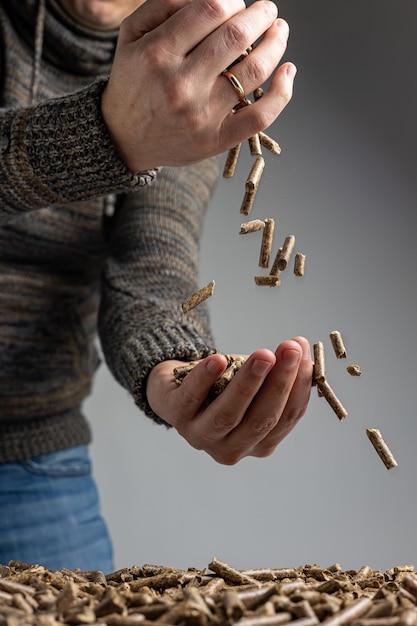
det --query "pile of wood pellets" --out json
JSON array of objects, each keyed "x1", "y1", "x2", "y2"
[{"x1": 1, "y1": 558, "x2": 417, "y2": 626}]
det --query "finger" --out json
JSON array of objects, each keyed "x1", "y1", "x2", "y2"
[
  {"x1": 187, "y1": 349, "x2": 276, "y2": 453},
  {"x1": 221, "y1": 340, "x2": 303, "y2": 456},
  {"x1": 192, "y1": 1, "x2": 279, "y2": 78},
  {"x1": 145, "y1": 0, "x2": 247, "y2": 59},
  {"x1": 221, "y1": 18, "x2": 291, "y2": 102},
  {"x1": 220, "y1": 60, "x2": 296, "y2": 149},
  {"x1": 251, "y1": 337, "x2": 313, "y2": 456},
  {"x1": 172, "y1": 354, "x2": 228, "y2": 427}
]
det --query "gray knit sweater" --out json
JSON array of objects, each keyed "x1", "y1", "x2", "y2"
[{"x1": 0, "y1": 0, "x2": 220, "y2": 462}]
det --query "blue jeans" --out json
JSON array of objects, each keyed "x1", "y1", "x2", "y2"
[{"x1": 0, "y1": 445, "x2": 113, "y2": 573}]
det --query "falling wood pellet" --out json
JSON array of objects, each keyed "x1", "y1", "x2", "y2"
[
  {"x1": 313, "y1": 341, "x2": 326, "y2": 385},
  {"x1": 255, "y1": 275, "x2": 281, "y2": 287},
  {"x1": 239, "y1": 219, "x2": 265, "y2": 235},
  {"x1": 241, "y1": 189, "x2": 257, "y2": 216},
  {"x1": 270, "y1": 235, "x2": 296, "y2": 275},
  {"x1": 245, "y1": 156, "x2": 265, "y2": 193},
  {"x1": 347, "y1": 364, "x2": 362, "y2": 376},
  {"x1": 317, "y1": 379, "x2": 348, "y2": 421},
  {"x1": 182, "y1": 280, "x2": 215, "y2": 313},
  {"x1": 223, "y1": 144, "x2": 242, "y2": 178},
  {"x1": 248, "y1": 133, "x2": 262, "y2": 156},
  {"x1": 330, "y1": 330, "x2": 347, "y2": 359},
  {"x1": 294, "y1": 252, "x2": 306, "y2": 277},
  {"x1": 259, "y1": 131, "x2": 282, "y2": 155},
  {"x1": 259, "y1": 218, "x2": 275, "y2": 268},
  {"x1": 366, "y1": 428, "x2": 398, "y2": 470}
]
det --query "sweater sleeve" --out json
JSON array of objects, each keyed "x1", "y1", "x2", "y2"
[
  {"x1": 98, "y1": 157, "x2": 221, "y2": 424},
  {"x1": 0, "y1": 79, "x2": 158, "y2": 225}
]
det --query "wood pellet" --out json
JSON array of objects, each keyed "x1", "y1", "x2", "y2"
[
  {"x1": 329, "y1": 331, "x2": 347, "y2": 359},
  {"x1": 240, "y1": 156, "x2": 265, "y2": 216},
  {"x1": 239, "y1": 219, "x2": 265, "y2": 235},
  {"x1": 270, "y1": 235, "x2": 296, "y2": 275},
  {"x1": 174, "y1": 354, "x2": 245, "y2": 403},
  {"x1": 294, "y1": 253, "x2": 306, "y2": 277},
  {"x1": 182, "y1": 280, "x2": 215, "y2": 313},
  {"x1": 366, "y1": 428, "x2": 398, "y2": 470},
  {"x1": 312, "y1": 341, "x2": 348, "y2": 421},
  {"x1": 1, "y1": 559, "x2": 416, "y2": 626},
  {"x1": 259, "y1": 218, "x2": 275, "y2": 268},
  {"x1": 223, "y1": 144, "x2": 242, "y2": 178}
]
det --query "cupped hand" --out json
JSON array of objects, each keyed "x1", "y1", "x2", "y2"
[
  {"x1": 146, "y1": 337, "x2": 313, "y2": 465},
  {"x1": 101, "y1": 0, "x2": 296, "y2": 172}
]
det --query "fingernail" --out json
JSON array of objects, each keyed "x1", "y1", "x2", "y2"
[
  {"x1": 282, "y1": 349, "x2": 300, "y2": 368},
  {"x1": 277, "y1": 18, "x2": 289, "y2": 37},
  {"x1": 252, "y1": 359, "x2": 272, "y2": 377},
  {"x1": 286, "y1": 63, "x2": 297, "y2": 79}
]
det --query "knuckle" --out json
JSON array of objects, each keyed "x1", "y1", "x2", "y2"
[
  {"x1": 202, "y1": 0, "x2": 229, "y2": 22},
  {"x1": 225, "y1": 21, "x2": 252, "y2": 52},
  {"x1": 211, "y1": 409, "x2": 239, "y2": 434},
  {"x1": 250, "y1": 415, "x2": 277, "y2": 435},
  {"x1": 289, "y1": 403, "x2": 309, "y2": 424},
  {"x1": 247, "y1": 55, "x2": 269, "y2": 85}
]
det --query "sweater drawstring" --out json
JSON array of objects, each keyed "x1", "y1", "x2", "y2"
[{"x1": 30, "y1": 0, "x2": 46, "y2": 104}]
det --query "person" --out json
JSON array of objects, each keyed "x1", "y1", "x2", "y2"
[{"x1": 0, "y1": 0, "x2": 313, "y2": 573}]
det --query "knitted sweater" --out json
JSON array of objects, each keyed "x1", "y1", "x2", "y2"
[{"x1": 0, "y1": 0, "x2": 220, "y2": 462}]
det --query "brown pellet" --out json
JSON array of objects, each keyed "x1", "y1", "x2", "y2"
[
  {"x1": 313, "y1": 341, "x2": 326, "y2": 385},
  {"x1": 259, "y1": 131, "x2": 282, "y2": 155},
  {"x1": 402, "y1": 574, "x2": 417, "y2": 600},
  {"x1": 270, "y1": 235, "x2": 295, "y2": 275},
  {"x1": 239, "y1": 219, "x2": 266, "y2": 235},
  {"x1": 245, "y1": 156, "x2": 265, "y2": 192},
  {"x1": 248, "y1": 133, "x2": 262, "y2": 156},
  {"x1": 366, "y1": 428, "x2": 398, "y2": 470},
  {"x1": 223, "y1": 144, "x2": 242, "y2": 178},
  {"x1": 317, "y1": 379, "x2": 348, "y2": 421},
  {"x1": 241, "y1": 188, "x2": 257, "y2": 216},
  {"x1": 254, "y1": 275, "x2": 281, "y2": 287},
  {"x1": 182, "y1": 280, "x2": 215, "y2": 313},
  {"x1": 208, "y1": 557, "x2": 261, "y2": 587},
  {"x1": 253, "y1": 87, "x2": 264, "y2": 100},
  {"x1": 294, "y1": 252, "x2": 306, "y2": 277},
  {"x1": 259, "y1": 218, "x2": 275, "y2": 268},
  {"x1": 320, "y1": 597, "x2": 373, "y2": 626},
  {"x1": 330, "y1": 330, "x2": 347, "y2": 359}
]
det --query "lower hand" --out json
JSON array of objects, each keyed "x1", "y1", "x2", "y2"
[
  {"x1": 146, "y1": 337, "x2": 313, "y2": 465},
  {"x1": 101, "y1": 0, "x2": 296, "y2": 171}
]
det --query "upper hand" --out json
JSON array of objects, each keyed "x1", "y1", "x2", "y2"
[
  {"x1": 101, "y1": 0, "x2": 296, "y2": 171},
  {"x1": 146, "y1": 337, "x2": 313, "y2": 465}
]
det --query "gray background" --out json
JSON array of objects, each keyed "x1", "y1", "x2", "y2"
[{"x1": 85, "y1": 0, "x2": 417, "y2": 573}]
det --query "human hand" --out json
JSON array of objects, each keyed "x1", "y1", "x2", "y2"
[
  {"x1": 146, "y1": 337, "x2": 313, "y2": 465},
  {"x1": 101, "y1": 0, "x2": 296, "y2": 172}
]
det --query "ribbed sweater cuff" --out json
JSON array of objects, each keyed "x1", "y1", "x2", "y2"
[
  {"x1": 8, "y1": 79, "x2": 158, "y2": 208},
  {"x1": 119, "y1": 323, "x2": 217, "y2": 425}
]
